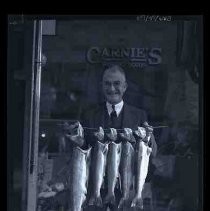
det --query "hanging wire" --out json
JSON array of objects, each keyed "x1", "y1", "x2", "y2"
[
  {"x1": 82, "y1": 126, "x2": 168, "y2": 131},
  {"x1": 54, "y1": 119, "x2": 168, "y2": 132}
]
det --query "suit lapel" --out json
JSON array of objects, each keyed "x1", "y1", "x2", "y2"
[{"x1": 122, "y1": 103, "x2": 132, "y2": 128}]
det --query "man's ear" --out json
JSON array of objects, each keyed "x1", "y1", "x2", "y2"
[{"x1": 124, "y1": 81, "x2": 128, "y2": 90}]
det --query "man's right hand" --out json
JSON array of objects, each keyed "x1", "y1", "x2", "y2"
[{"x1": 65, "y1": 122, "x2": 85, "y2": 147}]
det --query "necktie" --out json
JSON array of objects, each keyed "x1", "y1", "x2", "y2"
[{"x1": 110, "y1": 104, "x2": 117, "y2": 120}]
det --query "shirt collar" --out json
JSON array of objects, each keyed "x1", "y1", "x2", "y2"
[{"x1": 106, "y1": 100, "x2": 124, "y2": 117}]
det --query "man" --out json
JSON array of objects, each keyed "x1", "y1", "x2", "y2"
[
  {"x1": 79, "y1": 65, "x2": 157, "y2": 155},
  {"x1": 64, "y1": 65, "x2": 157, "y2": 211}
]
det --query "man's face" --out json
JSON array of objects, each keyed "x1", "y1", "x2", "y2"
[{"x1": 102, "y1": 70, "x2": 127, "y2": 104}]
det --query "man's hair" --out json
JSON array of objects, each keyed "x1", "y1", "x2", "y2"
[{"x1": 102, "y1": 65, "x2": 126, "y2": 81}]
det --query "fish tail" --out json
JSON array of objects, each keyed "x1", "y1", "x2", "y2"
[
  {"x1": 104, "y1": 194, "x2": 116, "y2": 205},
  {"x1": 131, "y1": 196, "x2": 143, "y2": 209},
  {"x1": 88, "y1": 195, "x2": 103, "y2": 207},
  {"x1": 118, "y1": 197, "x2": 129, "y2": 209}
]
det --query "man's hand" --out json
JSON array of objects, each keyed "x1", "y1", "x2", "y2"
[{"x1": 65, "y1": 122, "x2": 85, "y2": 147}]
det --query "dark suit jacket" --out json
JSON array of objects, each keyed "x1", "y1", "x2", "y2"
[{"x1": 81, "y1": 102, "x2": 157, "y2": 156}]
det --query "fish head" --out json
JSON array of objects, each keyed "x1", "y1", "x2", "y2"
[
  {"x1": 64, "y1": 121, "x2": 80, "y2": 133},
  {"x1": 93, "y1": 126, "x2": 104, "y2": 141},
  {"x1": 143, "y1": 121, "x2": 153, "y2": 133},
  {"x1": 143, "y1": 122, "x2": 154, "y2": 143},
  {"x1": 106, "y1": 128, "x2": 118, "y2": 142},
  {"x1": 134, "y1": 127, "x2": 146, "y2": 140},
  {"x1": 65, "y1": 122, "x2": 84, "y2": 146},
  {"x1": 119, "y1": 128, "x2": 136, "y2": 143}
]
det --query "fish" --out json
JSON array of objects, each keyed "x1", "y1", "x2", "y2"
[
  {"x1": 131, "y1": 126, "x2": 153, "y2": 209},
  {"x1": 68, "y1": 146, "x2": 91, "y2": 211},
  {"x1": 104, "y1": 128, "x2": 122, "y2": 206},
  {"x1": 67, "y1": 122, "x2": 92, "y2": 211},
  {"x1": 118, "y1": 128, "x2": 135, "y2": 209},
  {"x1": 88, "y1": 127, "x2": 108, "y2": 207}
]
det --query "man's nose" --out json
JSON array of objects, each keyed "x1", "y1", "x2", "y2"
[{"x1": 110, "y1": 84, "x2": 116, "y2": 91}]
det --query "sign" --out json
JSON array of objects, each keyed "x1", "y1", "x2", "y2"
[{"x1": 87, "y1": 47, "x2": 162, "y2": 68}]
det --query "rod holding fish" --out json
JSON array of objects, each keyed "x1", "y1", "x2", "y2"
[
  {"x1": 62, "y1": 121, "x2": 158, "y2": 149},
  {"x1": 58, "y1": 121, "x2": 168, "y2": 131}
]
